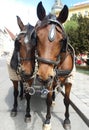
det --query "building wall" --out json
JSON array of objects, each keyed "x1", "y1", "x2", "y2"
[
  {"x1": 68, "y1": 3, "x2": 89, "y2": 20},
  {"x1": 0, "y1": 29, "x2": 14, "y2": 57},
  {"x1": 51, "y1": 1, "x2": 89, "y2": 20}
]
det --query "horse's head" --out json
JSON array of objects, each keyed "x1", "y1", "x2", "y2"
[
  {"x1": 35, "y1": 2, "x2": 69, "y2": 84},
  {"x1": 10, "y1": 16, "x2": 36, "y2": 81}
]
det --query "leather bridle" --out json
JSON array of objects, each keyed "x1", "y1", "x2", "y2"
[
  {"x1": 16, "y1": 28, "x2": 35, "y2": 81},
  {"x1": 35, "y1": 16, "x2": 67, "y2": 66}
]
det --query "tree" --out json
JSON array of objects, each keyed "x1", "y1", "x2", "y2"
[
  {"x1": 64, "y1": 14, "x2": 89, "y2": 54},
  {"x1": 77, "y1": 15, "x2": 89, "y2": 53},
  {"x1": 64, "y1": 17, "x2": 79, "y2": 54}
]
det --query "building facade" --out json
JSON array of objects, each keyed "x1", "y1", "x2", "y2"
[
  {"x1": 69, "y1": 1, "x2": 89, "y2": 20},
  {"x1": 51, "y1": 0, "x2": 89, "y2": 19},
  {"x1": 0, "y1": 27, "x2": 15, "y2": 56}
]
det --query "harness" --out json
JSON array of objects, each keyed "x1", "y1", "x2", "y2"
[
  {"x1": 21, "y1": 15, "x2": 74, "y2": 96},
  {"x1": 35, "y1": 15, "x2": 73, "y2": 78},
  {"x1": 14, "y1": 16, "x2": 74, "y2": 96},
  {"x1": 15, "y1": 26, "x2": 35, "y2": 81}
]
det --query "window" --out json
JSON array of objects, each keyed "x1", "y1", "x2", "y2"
[
  {"x1": 78, "y1": 12, "x2": 81, "y2": 16},
  {"x1": 84, "y1": 11, "x2": 89, "y2": 16}
]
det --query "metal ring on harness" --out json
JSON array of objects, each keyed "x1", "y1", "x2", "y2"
[
  {"x1": 29, "y1": 87, "x2": 35, "y2": 95},
  {"x1": 41, "y1": 89, "x2": 49, "y2": 95}
]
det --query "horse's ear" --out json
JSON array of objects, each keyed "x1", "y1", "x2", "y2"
[
  {"x1": 16, "y1": 16, "x2": 25, "y2": 30},
  {"x1": 37, "y1": 1, "x2": 46, "y2": 21},
  {"x1": 57, "y1": 5, "x2": 68, "y2": 23}
]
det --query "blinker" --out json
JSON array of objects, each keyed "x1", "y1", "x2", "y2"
[{"x1": 48, "y1": 24, "x2": 56, "y2": 42}]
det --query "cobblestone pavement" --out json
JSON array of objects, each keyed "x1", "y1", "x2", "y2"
[
  {"x1": 0, "y1": 58, "x2": 89, "y2": 130},
  {"x1": 70, "y1": 71, "x2": 89, "y2": 122},
  {"x1": 71, "y1": 72, "x2": 89, "y2": 107}
]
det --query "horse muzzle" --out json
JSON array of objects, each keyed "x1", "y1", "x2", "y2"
[
  {"x1": 21, "y1": 72, "x2": 33, "y2": 81},
  {"x1": 36, "y1": 74, "x2": 54, "y2": 86},
  {"x1": 17, "y1": 65, "x2": 33, "y2": 81}
]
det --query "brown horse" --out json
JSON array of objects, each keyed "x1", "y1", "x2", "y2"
[
  {"x1": 8, "y1": 16, "x2": 36, "y2": 122},
  {"x1": 35, "y1": 2, "x2": 75, "y2": 130}
]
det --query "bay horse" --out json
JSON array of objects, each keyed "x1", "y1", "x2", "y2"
[
  {"x1": 8, "y1": 16, "x2": 36, "y2": 122},
  {"x1": 35, "y1": 2, "x2": 75, "y2": 130}
]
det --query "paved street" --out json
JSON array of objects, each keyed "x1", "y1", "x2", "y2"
[
  {"x1": 70, "y1": 69, "x2": 89, "y2": 125},
  {"x1": 0, "y1": 58, "x2": 89, "y2": 130}
]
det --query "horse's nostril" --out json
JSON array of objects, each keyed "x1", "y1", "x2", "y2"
[
  {"x1": 36, "y1": 74, "x2": 53, "y2": 84},
  {"x1": 49, "y1": 76, "x2": 53, "y2": 80},
  {"x1": 36, "y1": 74, "x2": 42, "y2": 82},
  {"x1": 36, "y1": 74, "x2": 39, "y2": 78},
  {"x1": 21, "y1": 70, "x2": 28, "y2": 76},
  {"x1": 47, "y1": 76, "x2": 53, "y2": 82},
  {"x1": 21, "y1": 70, "x2": 25, "y2": 74},
  {"x1": 36, "y1": 74, "x2": 39, "y2": 77}
]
